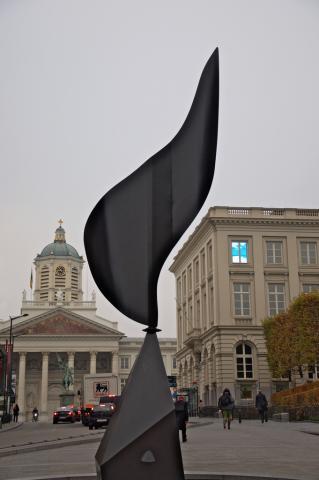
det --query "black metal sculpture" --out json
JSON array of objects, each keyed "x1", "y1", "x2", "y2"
[{"x1": 84, "y1": 48, "x2": 219, "y2": 480}]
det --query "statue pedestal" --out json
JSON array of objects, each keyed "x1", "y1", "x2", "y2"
[{"x1": 59, "y1": 392, "x2": 75, "y2": 407}]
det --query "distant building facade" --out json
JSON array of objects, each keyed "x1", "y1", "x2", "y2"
[
  {"x1": 0, "y1": 224, "x2": 177, "y2": 421},
  {"x1": 169, "y1": 207, "x2": 319, "y2": 407}
]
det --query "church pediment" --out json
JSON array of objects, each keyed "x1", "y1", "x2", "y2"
[{"x1": 14, "y1": 310, "x2": 122, "y2": 337}]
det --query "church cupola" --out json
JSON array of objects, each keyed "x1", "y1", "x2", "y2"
[
  {"x1": 33, "y1": 221, "x2": 84, "y2": 304},
  {"x1": 54, "y1": 220, "x2": 66, "y2": 243}
]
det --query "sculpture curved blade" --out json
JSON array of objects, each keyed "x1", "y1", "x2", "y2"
[{"x1": 84, "y1": 49, "x2": 219, "y2": 327}]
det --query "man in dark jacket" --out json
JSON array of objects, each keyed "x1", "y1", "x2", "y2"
[
  {"x1": 174, "y1": 395, "x2": 189, "y2": 442},
  {"x1": 255, "y1": 390, "x2": 268, "y2": 423}
]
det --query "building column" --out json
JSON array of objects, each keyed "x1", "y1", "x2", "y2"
[
  {"x1": 17, "y1": 352, "x2": 26, "y2": 422},
  {"x1": 40, "y1": 352, "x2": 49, "y2": 422},
  {"x1": 68, "y1": 352, "x2": 75, "y2": 392},
  {"x1": 90, "y1": 351, "x2": 97, "y2": 375},
  {"x1": 111, "y1": 352, "x2": 119, "y2": 375},
  {"x1": 111, "y1": 352, "x2": 119, "y2": 394}
]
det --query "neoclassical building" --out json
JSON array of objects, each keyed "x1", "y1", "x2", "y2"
[
  {"x1": 170, "y1": 206, "x2": 319, "y2": 407},
  {"x1": 0, "y1": 224, "x2": 177, "y2": 421}
]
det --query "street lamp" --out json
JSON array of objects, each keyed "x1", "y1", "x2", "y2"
[{"x1": 3, "y1": 313, "x2": 28, "y2": 423}]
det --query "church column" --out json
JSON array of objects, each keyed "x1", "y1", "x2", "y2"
[
  {"x1": 111, "y1": 351, "x2": 119, "y2": 375},
  {"x1": 90, "y1": 351, "x2": 97, "y2": 375},
  {"x1": 68, "y1": 352, "x2": 75, "y2": 392},
  {"x1": 111, "y1": 351, "x2": 119, "y2": 394},
  {"x1": 40, "y1": 352, "x2": 49, "y2": 422},
  {"x1": 17, "y1": 352, "x2": 26, "y2": 421}
]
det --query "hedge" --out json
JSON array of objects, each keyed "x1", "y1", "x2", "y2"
[{"x1": 272, "y1": 381, "x2": 319, "y2": 407}]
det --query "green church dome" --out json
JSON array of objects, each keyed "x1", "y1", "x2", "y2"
[{"x1": 38, "y1": 223, "x2": 81, "y2": 259}]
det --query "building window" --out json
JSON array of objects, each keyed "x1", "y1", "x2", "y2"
[
  {"x1": 194, "y1": 259, "x2": 199, "y2": 285},
  {"x1": 266, "y1": 241, "x2": 283, "y2": 264},
  {"x1": 40, "y1": 266, "x2": 49, "y2": 289},
  {"x1": 308, "y1": 363, "x2": 319, "y2": 380},
  {"x1": 177, "y1": 278, "x2": 181, "y2": 304},
  {"x1": 71, "y1": 267, "x2": 78, "y2": 288},
  {"x1": 172, "y1": 356, "x2": 177, "y2": 369},
  {"x1": 187, "y1": 266, "x2": 192, "y2": 293},
  {"x1": 200, "y1": 250, "x2": 206, "y2": 280},
  {"x1": 187, "y1": 303, "x2": 193, "y2": 333},
  {"x1": 239, "y1": 383, "x2": 253, "y2": 400},
  {"x1": 202, "y1": 291, "x2": 207, "y2": 328},
  {"x1": 120, "y1": 356, "x2": 130, "y2": 370},
  {"x1": 231, "y1": 241, "x2": 248, "y2": 264},
  {"x1": 209, "y1": 285, "x2": 214, "y2": 325},
  {"x1": 120, "y1": 378, "x2": 128, "y2": 393},
  {"x1": 207, "y1": 241, "x2": 213, "y2": 272},
  {"x1": 303, "y1": 284, "x2": 319, "y2": 293},
  {"x1": 233, "y1": 283, "x2": 251, "y2": 316},
  {"x1": 236, "y1": 343, "x2": 253, "y2": 379},
  {"x1": 184, "y1": 309, "x2": 188, "y2": 335},
  {"x1": 182, "y1": 273, "x2": 186, "y2": 299},
  {"x1": 268, "y1": 283, "x2": 285, "y2": 316},
  {"x1": 195, "y1": 299, "x2": 200, "y2": 328},
  {"x1": 300, "y1": 242, "x2": 317, "y2": 265}
]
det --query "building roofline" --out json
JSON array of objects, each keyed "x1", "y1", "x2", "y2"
[{"x1": 170, "y1": 205, "x2": 319, "y2": 272}]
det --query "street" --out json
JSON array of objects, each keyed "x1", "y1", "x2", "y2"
[{"x1": 0, "y1": 419, "x2": 319, "y2": 480}]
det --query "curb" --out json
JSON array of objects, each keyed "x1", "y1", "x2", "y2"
[
  {"x1": 9, "y1": 472, "x2": 302, "y2": 480},
  {"x1": 0, "y1": 432, "x2": 103, "y2": 458},
  {"x1": 0, "y1": 422, "x2": 23, "y2": 434},
  {"x1": 0, "y1": 421, "x2": 214, "y2": 457}
]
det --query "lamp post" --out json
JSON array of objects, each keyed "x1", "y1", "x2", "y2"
[{"x1": 2, "y1": 313, "x2": 28, "y2": 424}]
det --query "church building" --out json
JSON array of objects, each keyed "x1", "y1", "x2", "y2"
[{"x1": 0, "y1": 223, "x2": 177, "y2": 421}]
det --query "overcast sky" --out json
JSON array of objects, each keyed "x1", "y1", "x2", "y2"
[{"x1": 1, "y1": 0, "x2": 318, "y2": 337}]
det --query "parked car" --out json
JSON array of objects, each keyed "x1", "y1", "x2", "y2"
[
  {"x1": 88, "y1": 403, "x2": 115, "y2": 430},
  {"x1": 53, "y1": 406, "x2": 76, "y2": 424}
]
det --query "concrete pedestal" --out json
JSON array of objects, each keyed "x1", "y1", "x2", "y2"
[{"x1": 59, "y1": 392, "x2": 75, "y2": 407}]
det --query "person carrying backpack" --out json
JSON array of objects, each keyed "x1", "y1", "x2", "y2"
[{"x1": 218, "y1": 388, "x2": 235, "y2": 430}]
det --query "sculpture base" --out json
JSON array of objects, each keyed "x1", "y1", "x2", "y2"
[{"x1": 95, "y1": 331, "x2": 184, "y2": 480}]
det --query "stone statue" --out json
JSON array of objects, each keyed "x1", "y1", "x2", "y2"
[
  {"x1": 91, "y1": 290, "x2": 96, "y2": 302},
  {"x1": 56, "y1": 290, "x2": 63, "y2": 302},
  {"x1": 22, "y1": 289, "x2": 27, "y2": 301},
  {"x1": 56, "y1": 354, "x2": 74, "y2": 391}
]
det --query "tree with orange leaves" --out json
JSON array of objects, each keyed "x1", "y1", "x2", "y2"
[{"x1": 263, "y1": 292, "x2": 319, "y2": 381}]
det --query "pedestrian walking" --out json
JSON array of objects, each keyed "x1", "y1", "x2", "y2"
[
  {"x1": 255, "y1": 390, "x2": 268, "y2": 423},
  {"x1": 174, "y1": 395, "x2": 189, "y2": 442},
  {"x1": 218, "y1": 388, "x2": 235, "y2": 430},
  {"x1": 13, "y1": 404, "x2": 19, "y2": 423}
]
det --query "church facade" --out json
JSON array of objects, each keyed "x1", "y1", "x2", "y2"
[{"x1": 0, "y1": 224, "x2": 177, "y2": 421}]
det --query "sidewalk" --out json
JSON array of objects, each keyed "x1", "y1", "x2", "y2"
[
  {"x1": 181, "y1": 419, "x2": 319, "y2": 480},
  {"x1": 0, "y1": 421, "x2": 23, "y2": 434}
]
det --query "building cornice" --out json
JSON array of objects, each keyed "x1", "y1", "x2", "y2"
[{"x1": 170, "y1": 206, "x2": 319, "y2": 272}]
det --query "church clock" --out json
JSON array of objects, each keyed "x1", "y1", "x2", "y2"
[{"x1": 56, "y1": 265, "x2": 66, "y2": 277}]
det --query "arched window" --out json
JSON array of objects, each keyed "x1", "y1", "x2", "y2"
[{"x1": 236, "y1": 342, "x2": 253, "y2": 379}]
